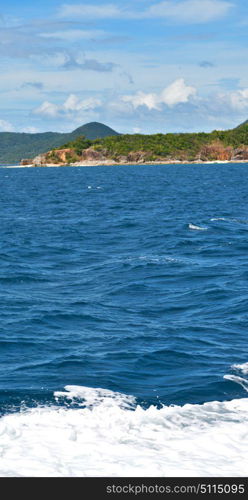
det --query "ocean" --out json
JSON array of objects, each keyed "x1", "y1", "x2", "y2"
[{"x1": 0, "y1": 163, "x2": 247, "y2": 477}]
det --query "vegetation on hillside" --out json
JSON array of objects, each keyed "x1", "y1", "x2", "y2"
[
  {"x1": 0, "y1": 122, "x2": 119, "y2": 164},
  {"x1": 2, "y1": 119, "x2": 248, "y2": 164},
  {"x1": 49, "y1": 123, "x2": 248, "y2": 163}
]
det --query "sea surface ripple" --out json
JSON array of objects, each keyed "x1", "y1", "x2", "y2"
[{"x1": 0, "y1": 163, "x2": 248, "y2": 476}]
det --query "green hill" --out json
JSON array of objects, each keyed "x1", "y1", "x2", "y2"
[
  {"x1": 0, "y1": 122, "x2": 119, "y2": 164},
  {"x1": 43, "y1": 122, "x2": 248, "y2": 164},
  {"x1": 70, "y1": 122, "x2": 119, "y2": 140}
]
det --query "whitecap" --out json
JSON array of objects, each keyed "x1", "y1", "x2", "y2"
[
  {"x1": 188, "y1": 223, "x2": 208, "y2": 231},
  {"x1": 231, "y1": 362, "x2": 248, "y2": 375},
  {"x1": 54, "y1": 385, "x2": 135, "y2": 409},
  {"x1": 210, "y1": 218, "x2": 226, "y2": 221},
  {"x1": 223, "y1": 375, "x2": 248, "y2": 392}
]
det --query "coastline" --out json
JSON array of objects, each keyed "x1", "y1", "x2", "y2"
[{"x1": 2, "y1": 159, "x2": 248, "y2": 168}]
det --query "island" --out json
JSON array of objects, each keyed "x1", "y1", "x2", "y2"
[{"x1": 22, "y1": 120, "x2": 248, "y2": 167}]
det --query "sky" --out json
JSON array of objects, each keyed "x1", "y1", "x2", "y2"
[{"x1": 1, "y1": 0, "x2": 248, "y2": 134}]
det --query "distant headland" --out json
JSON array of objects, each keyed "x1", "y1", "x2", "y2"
[{"x1": 21, "y1": 120, "x2": 248, "y2": 167}]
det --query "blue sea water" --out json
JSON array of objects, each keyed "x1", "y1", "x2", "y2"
[{"x1": 0, "y1": 163, "x2": 248, "y2": 476}]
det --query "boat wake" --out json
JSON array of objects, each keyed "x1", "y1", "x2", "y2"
[{"x1": 0, "y1": 380, "x2": 248, "y2": 477}]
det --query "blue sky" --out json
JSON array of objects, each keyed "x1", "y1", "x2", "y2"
[{"x1": 1, "y1": 0, "x2": 248, "y2": 133}]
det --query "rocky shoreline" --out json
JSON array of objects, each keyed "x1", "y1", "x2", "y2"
[
  {"x1": 7, "y1": 159, "x2": 248, "y2": 168},
  {"x1": 19, "y1": 140, "x2": 248, "y2": 168}
]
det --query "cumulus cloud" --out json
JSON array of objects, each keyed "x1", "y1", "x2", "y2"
[
  {"x1": 0, "y1": 119, "x2": 15, "y2": 132},
  {"x1": 196, "y1": 86, "x2": 248, "y2": 119},
  {"x1": 161, "y1": 79, "x2": 197, "y2": 106},
  {"x1": 122, "y1": 79, "x2": 196, "y2": 110},
  {"x1": 59, "y1": 1, "x2": 233, "y2": 24},
  {"x1": 123, "y1": 91, "x2": 160, "y2": 110},
  {"x1": 33, "y1": 94, "x2": 102, "y2": 118},
  {"x1": 228, "y1": 88, "x2": 248, "y2": 111}
]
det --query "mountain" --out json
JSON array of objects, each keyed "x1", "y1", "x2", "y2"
[
  {"x1": 0, "y1": 122, "x2": 119, "y2": 164},
  {"x1": 69, "y1": 122, "x2": 119, "y2": 140}
]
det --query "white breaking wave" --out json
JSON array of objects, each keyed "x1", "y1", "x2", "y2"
[
  {"x1": 224, "y1": 362, "x2": 248, "y2": 392},
  {"x1": 224, "y1": 375, "x2": 248, "y2": 392},
  {"x1": 210, "y1": 218, "x2": 226, "y2": 221},
  {"x1": 188, "y1": 223, "x2": 208, "y2": 231},
  {"x1": 210, "y1": 217, "x2": 248, "y2": 225},
  {"x1": 231, "y1": 362, "x2": 248, "y2": 375},
  {"x1": 0, "y1": 385, "x2": 248, "y2": 477}
]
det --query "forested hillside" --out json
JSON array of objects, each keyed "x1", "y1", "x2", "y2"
[{"x1": 0, "y1": 122, "x2": 119, "y2": 164}]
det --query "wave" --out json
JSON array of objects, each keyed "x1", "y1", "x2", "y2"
[
  {"x1": 0, "y1": 385, "x2": 248, "y2": 477},
  {"x1": 188, "y1": 223, "x2": 208, "y2": 231},
  {"x1": 231, "y1": 362, "x2": 248, "y2": 375},
  {"x1": 210, "y1": 218, "x2": 226, "y2": 221},
  {"x1": 224, "y1": 362, "x2": 248, "y2": 392},
  {"x1": 210, "y1": 217, "x2": 248, "y2": 225}
]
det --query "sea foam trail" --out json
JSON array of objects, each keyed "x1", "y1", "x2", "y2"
[{"x1": 0, "y1": 386, "x2": 248, "y2": 477}]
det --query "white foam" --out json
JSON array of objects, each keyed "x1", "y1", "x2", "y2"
[
  {"x1": 210, "y1": 217, "x2": 248, "y2": 225},
  {"x1": 0, "y1": 385, "x2": 248, "y2": 477},
  {"x1": 54, "y1": 385, "x2": 136, "y2": 409},
  {"x1": 189, "y1": 223, "x2": 207, "y2": 231},
  {"x1": 223, "y1": 361, "x2": 248, "y2": 394},
  {"x1": 224, "y1": 375, "x2": 248, "y2": 392},
  {"x1": 137, "y1": 255, "x2": 181, "y2": 264},
  {"x1": 232, "y1": 362, "x2": 248, "y2": 375},
  {"x1": 210, "y1": 218, "x2": 226, "y2": 221},
  {"x1": 112, "y1": 255, "x2": 185, "y2": 265}
]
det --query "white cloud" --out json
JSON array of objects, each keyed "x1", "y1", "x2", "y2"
[
  {"x1": 228, "y1": 88, "x2": 248, "y2": 111},
  {"x1": 34, "y1": 101, "x2": 59, "y2": 118},
  {"x1": 146, "y1": 1, "x2": 233, "y2": 24},
  {"x1": 63, "y1": 94, "x2": 101, "y2": 112},
  {"x1": 59, "y1": 4, "x2": 122, "y2": 19},
  {"x1": 160, "y1": 78, "x2": 196, "y2": 106},
  {"x1": 33, "y1": 94, "x2": 102, "y2": 118},
  {"x1": 0, "y1": 119, "x2": 15, "y2": 132},
  {"x1": 21, "y1": 126, "x2": 40, "y2": 133},
  {"x1": 40, "y1": 29, "x2": 105, "y2": 42},
  {"x1": 59, "y1": 1, "x2": 233, "y2": 23},
  {"x1": 122, "y1": 79, "x2": 196, "y2": 110},
  {"x1": 122, "y1": 91, "x2": 160, "y2": 110}
]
